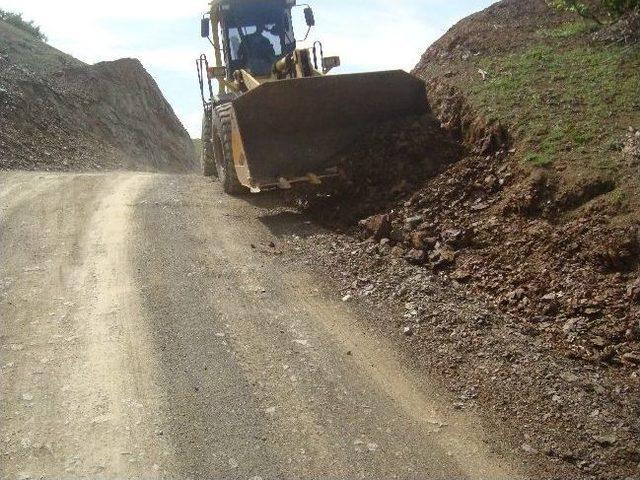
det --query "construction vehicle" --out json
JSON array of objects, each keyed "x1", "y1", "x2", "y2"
[{"x1": 196, "y1": 0, "x2": 427, "y2": 194}]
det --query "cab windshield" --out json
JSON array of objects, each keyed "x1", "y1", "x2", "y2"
[{"x1": 223, "y1": 4, "x2": 295, "y2": 76}]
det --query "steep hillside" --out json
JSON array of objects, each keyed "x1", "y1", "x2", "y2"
[
  {"x1": 410, "y1": 0, "x2": 640, "y2": 358},
  {"x1": 0, "y1": 21, "x2": 197, "y2": 172}
]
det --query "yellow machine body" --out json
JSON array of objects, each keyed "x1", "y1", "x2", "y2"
[{"x1": 198, "y1": 0, "x2": 428, "y2": 192}]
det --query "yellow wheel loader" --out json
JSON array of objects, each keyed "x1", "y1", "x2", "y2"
[{"x1": 196, "y1": 0, "x2": 427, "y2": 194}]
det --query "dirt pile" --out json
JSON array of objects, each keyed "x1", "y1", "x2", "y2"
[
  {"x1": 299, "y1": 0, "x2": 640, "y2": 478},
  {"x1": 354, "y1": 153, "x2": 640, "y2": 368},
  {"x1": 297, "y1": 225, "x2": 639, "y2": 480},
  {"x1": 0, "y1": 21, "x2": 197, "y2": 172},
  {"x1": 302, "y1": 114, "x2": 460, "y2": 226},
  {"x1": 308, "y1": 0, "x2": 640, "y2": 362}
]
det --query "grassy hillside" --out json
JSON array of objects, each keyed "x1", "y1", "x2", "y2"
[
  {"x1": 472, "y1": 38, "x2": 639, "y2": 169},
  {"x1": 415, "y1": 0, "x2": 639, "y2": 224}
]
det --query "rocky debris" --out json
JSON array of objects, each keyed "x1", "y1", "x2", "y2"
[
  {"x1": 290, "y1": 4, "x2": 640, "y2": 478},
  {"x1": 293, "y1": 230, "x2": 640, "y2": 480},
  {"x1": 321, "y1": 145, "x2": 640, "y2": 369},
  {"x1": 405, "y1": 249, "x2": 426, "y2": 266},
  {"x1": 0, "y1": 20, "x2": 197, "y2": 172},
  {"x1": 592, "y1": 226, "x2": 639, "y2": 272},
  {"x1": 622, "y1": 352, "x2": 640, "y2": 365},
  {"x1": 292, "y1": 1, "x2": 640, "y2": 477},
  {"x1": 429, "y1": 245, "x2": 456, "y2": 270},
  {"x1": 303, "y1": 114, "x2": 461, "y2": 227},
  {"x1": 359, "y1": 214, "x2": 391, "y2": 241}
]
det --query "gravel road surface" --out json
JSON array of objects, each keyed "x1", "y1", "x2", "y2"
[{"x1": 0, "y1": 171, "x2": 524, "y2": 479}]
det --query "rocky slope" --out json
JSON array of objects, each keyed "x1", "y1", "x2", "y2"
[
  {"x1": 298, "y1": 1, "x2": 640, "y2": 478},
  {"x1": 0, "y1": 21, "x2": 197, "y2": 172},
  {"x1": 413, "y1": 0, "x2": 639, "y2": 369}
]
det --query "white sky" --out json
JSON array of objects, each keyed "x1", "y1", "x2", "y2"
[{"x1": 4, "y1": 0, "x2": 495, "y2": 137}]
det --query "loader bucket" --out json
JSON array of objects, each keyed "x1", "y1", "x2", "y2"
[{"x1": 231, "y1": 70, "x2": 427, "y2": 189}]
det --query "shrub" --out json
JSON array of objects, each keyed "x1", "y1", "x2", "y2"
[
  {"x1": 548, "y1": 0, "x2": 640, "y2": 24},
  {"x1": 0, "y1": 9, "x2": 47, "y2": 41}
]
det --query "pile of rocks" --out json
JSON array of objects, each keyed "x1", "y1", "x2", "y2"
[{"x1": 353, "y1": 148, "x2": 639, "y2": 368}]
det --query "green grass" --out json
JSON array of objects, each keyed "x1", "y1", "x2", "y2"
[
  {"x1": 525, "y1": 152, "x2": 555, "y2": 167},
  {"x1": 537, "y1": 20, "x2": 599, "y2": 38},
  {"x1": 470, "y1": 43, "x2": 640, "y2": 168}
]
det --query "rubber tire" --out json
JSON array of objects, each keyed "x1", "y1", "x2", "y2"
[
  {"x1": 212, "y1": 104, "x2": 246, "y2": 195},
  {"x1": 201, "y1": 110, "x2": 217, "y2": 177}
]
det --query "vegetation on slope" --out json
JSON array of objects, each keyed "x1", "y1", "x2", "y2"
[
  {"x1": 0, "y1": 9, "x2": 46, "y2": 41},
  {"x1": 416, "y1": 0, "x2": 639, "y2": 225},
  {"x1": 472, "y1": 41, "x2": 640, "y2": 170},
  {"x1": 548, "y1": 0, "x2": 640, "y2": 24}
]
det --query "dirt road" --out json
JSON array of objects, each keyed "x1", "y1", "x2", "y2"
[{"x1": 0, "y1": 171, "x2": 525, "y2": 479}]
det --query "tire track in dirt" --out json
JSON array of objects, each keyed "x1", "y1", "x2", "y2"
[{"x1": 1, "y1": 172, "x2": 176, "y2": 479}]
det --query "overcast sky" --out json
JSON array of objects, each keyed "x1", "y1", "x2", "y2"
[{"x1": 5, "y1": 0, "x2": 495, "y2": 137}]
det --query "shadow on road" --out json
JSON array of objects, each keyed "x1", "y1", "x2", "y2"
[
  {"x1": 234, "y1": 189, "x2": 323, "y2": 240},
  {"x1": 258, "y1": 210, "x2": 320, "y2": 239}
]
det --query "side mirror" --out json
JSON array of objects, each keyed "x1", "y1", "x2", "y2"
[
  {"x1": 322, "y1": 56, "x2": 340, "y2": 73},
  {"x1": 201, "y1": 18, "x2": 210, "y2": 38},
  {"x1": 304, "y1": 7, "x2": 315, "y2": 27}
]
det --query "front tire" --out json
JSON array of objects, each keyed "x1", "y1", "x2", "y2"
[
  {"x1": 201, "y1": 109, "x2": 217, "y2": 177},
  {"x1": 212, "y1": 104, "x2": 246, "y2": 195}
]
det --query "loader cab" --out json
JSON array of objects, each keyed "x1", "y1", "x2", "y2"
[{"x1": 220, "y1": 1, "x2": 296, "y2": 78}]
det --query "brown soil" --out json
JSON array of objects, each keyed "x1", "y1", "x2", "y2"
[{"x1": 0, "y1": 21, "x2": 197, "y2": 172}]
